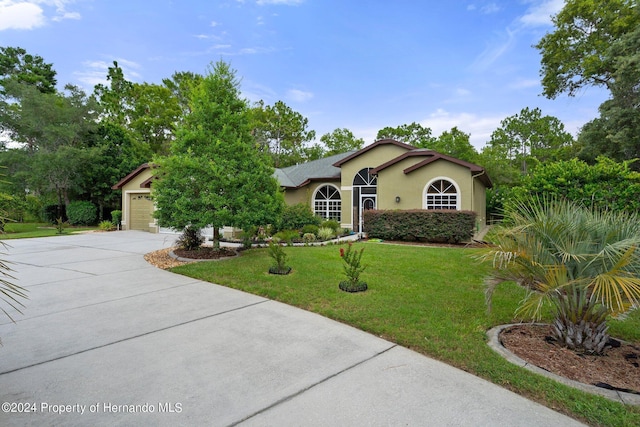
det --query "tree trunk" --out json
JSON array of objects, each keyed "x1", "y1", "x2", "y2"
[{"x1": 213, "y1": 227, "x2": 220, "y2": 248}]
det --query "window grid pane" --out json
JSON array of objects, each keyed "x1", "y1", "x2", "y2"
[
  {"x1": 314, "y1": 185, "x2": 341, "y2": 222},
  {"x1": 426, "y1": 179, "x2": 458, "y2": 210}
]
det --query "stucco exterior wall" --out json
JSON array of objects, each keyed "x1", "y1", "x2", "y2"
[
  {"x1": 338, "y1": 144, "x2": 411, "y2": 229},
  {"x1": 284, "y1": 179, "x2": 342, "y2": 218},
  {"x1": 376, "y1": 158, "x2": 487, "y2": 227}
]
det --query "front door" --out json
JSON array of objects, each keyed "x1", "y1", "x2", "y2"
[{"x1": 359, "y1": 194, "x2": 377, "y2": 234}]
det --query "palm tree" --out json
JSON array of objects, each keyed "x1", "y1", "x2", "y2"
[{"x1": 481, "y1": 197, "x2": 640, "y2": 354}]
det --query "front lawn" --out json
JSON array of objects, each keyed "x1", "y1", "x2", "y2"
[
  {"x1": 171, "y1": 242, "x2": 640, "y2": 427},
  {"x1": 0, "y1": 222, "x2": 97, "y2": 239}
]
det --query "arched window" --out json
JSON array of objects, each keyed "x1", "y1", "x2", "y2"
[
  {"x1": 425, "y1": 178, "x2": 459, "y2": 210},
  {"x1": 313, "y1": 185, "x2": 341, "y2": 221}
]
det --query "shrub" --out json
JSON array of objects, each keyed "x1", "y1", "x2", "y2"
[
  {"x1": 111, "y1": 210, "x2": 122, "y2": 225},
  {"x1": 0, "y1": 193, "x2": 25, "y2": 222},
  {"x1": 363, "y1": 210, "x2": 476, "y2": 243},
  {"x1": 301, "y1": 224, "x2": 319, "y2": 235},
  {"x1": 176, "y1": 226, "x2": 204, "y2": 250},
  {"x1": 272, "y1": 229, "x2": 300, "y2": 244},
  {"x1": 55, "y1": 217, "x2": 66, "y2": 234},
  {"x1": 277, "y1": 203, "x2": 321, "y2": 232},
  {"x1": 338, "y1": 242, "x2": 367, "y2": 292},
  {"x1": 23, "y1": 195, "x2": 43, "y2": 222},
  {"x1": 317, "y1": 227, "x2": 335, "y2": 241},
  {"x1": 268, "y1": 240, "x2": 291, "y2": 274},
  {"x1": 66, "y1": 201, "x2": 97, "y2": 226},
  {"x1": 302, "y1": 233, "x2": 316, "y2": 243},
  {"x1": 322, "y1": 219, "x2": 340, "y2": 233},
  {"x1": 99, "y1": 220, "x2": 115, "y2": 231}
]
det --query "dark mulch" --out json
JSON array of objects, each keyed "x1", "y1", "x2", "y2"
[{"x1": 173, "y1": 247, "x2": 238, "y2": 260}]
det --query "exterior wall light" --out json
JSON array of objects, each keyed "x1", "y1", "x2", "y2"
[{"x1": 395, "y1": 196, "x2": 401, "y2": 203}]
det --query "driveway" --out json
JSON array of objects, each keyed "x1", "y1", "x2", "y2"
[{"x1": 0, "y1": 231, "x2": 584, "y2": 426}]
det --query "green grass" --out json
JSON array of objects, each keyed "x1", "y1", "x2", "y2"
[
  {"x1": 171, "y1": 242, "x2": 640, "y2": 427},
  {"x1": 0, "y1": 222, "x2": 97, "y2": 239}
]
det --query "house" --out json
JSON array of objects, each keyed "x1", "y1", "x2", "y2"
[{"x1": 112, "y1": 139, "x2": 492, "y2": 234}]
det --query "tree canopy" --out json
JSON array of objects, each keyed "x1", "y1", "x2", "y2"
[
  {"x1": 536, "y1": 0, "x2": 640, "y2": 99},
  {"x1": 0, "y1": 46, "x2": 57, "y2": 96},
  {"x1": 152, "y1": 61, "x2": 283, "y2": 245},
  {"x1": 250, "y1": 100, "x2": 316, "y2": 168},
  {"x1": 485, "y1": 107, "x2": 575, "y2": 175},
  {"x1": 376, "y1": 122, "x2": 434, "y2": 148},
  {"x1": 319, "y1": 128, "x2": 364, "y2": 156}
]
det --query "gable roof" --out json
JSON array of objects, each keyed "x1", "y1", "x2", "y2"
[
  {"x1": 332, "y1": 139, "x2": 415, "y2": 167},
  {"x1": 275, "y1": 151, "x2": 355, "y2": 189},
  {"x1": 369, "y1": 149, "x2": 492, "y2": 187},
  {"x1": 112, "y1": 163, "x2": 154, "y2": 190}
]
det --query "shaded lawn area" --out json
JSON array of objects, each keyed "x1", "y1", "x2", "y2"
[
  {"x1": 0, "y1": 222, "x2": 96, "y2": 239},
  {"x1": 171, "y1": 242, "x2": 640, "y2": 427}
]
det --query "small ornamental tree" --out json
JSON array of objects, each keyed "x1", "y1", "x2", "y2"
[
  {"x1": 153, "y1": 61, "x2": 283, "y2": 247},
  {"x1": 267, "y1": 240, "x2": 291, "y2": 275},
  {"x1": 339, "y1": 242, "x2": 367, "y2": 292}
]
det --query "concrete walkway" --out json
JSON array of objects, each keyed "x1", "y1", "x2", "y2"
[{"x1": 0, "y1": 231, "x2": 584, "y2": 426}]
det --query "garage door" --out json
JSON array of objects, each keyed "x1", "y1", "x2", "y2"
[{"x1": 129, "y1": 194, "x2": 154, "y2": 231}]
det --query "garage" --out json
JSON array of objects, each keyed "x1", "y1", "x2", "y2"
[
  {"x1": 112, "y1": 164, "x2": 158, "y2": 232},
  {"x1": 129, "y1": 193, "x2": 154, "y2": 231}
]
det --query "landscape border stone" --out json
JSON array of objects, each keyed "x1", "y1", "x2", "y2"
[{"x1": 487, "y1": 323, "x2": 640, "y2": 406}]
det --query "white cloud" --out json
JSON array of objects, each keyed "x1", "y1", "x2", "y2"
[
  {"x1": 519, "y1": 0, "x2": 563, "y2": 27},
  {"x1": 470, "y1": 27, "x2": 517, "y2": 71},
  {"x1": 0, "y1": 1, "x2": 45, "y2": 30},
  {"x1": 470, "y1": 0, "x2": 562, "y2": 71},
  {"x1": 455, "y1": 87, "x2": 471, "y2": 97},
  {"x1": 481, "y1": 2, "x2": 500, "y2": 14},
  {"x1": 210, "y1": 20, "x2": 218, "y2": 27},
  {"x1": 421, "y1": 108, "x2": 504, "y2": 150},
  {"x1": 0, "y1": 0, "x2": 80, "y2": 31},
  {"x1": 287, "y1": 88, "x2": 313, "y2": 103}
]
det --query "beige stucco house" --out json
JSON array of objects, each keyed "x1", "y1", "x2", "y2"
[
  {"x1": 112, "y1": 139, "x2": 492, "y2": 234},
  {"x1": 277, "y1": 139, "x2": 491, "y2": 233}
]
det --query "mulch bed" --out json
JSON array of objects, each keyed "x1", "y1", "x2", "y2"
[
  {"x1": 173, "y1": 247, "x2": 238, "y2": 260},
  {"x1": 500, "y1": 324, "x2": 640, "y2": 394}
]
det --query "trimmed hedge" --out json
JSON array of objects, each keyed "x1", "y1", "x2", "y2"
[{"x1": 363, "y1": 210, "x2": 476, "y2": 243}]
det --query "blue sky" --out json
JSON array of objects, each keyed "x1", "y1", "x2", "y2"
[{"x1": 0, "y1": 0, "x2": 609, "y2": 150}]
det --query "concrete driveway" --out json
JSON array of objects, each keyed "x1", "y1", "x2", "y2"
[{"x1": 0, "y1": 231, "x2": 584, "y2": 426}]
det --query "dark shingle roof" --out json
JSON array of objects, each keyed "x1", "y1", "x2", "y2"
[{"x1": 275, "y1": 151, "x2": 356, "y2": 188}]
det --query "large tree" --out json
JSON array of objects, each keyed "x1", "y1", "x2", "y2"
[
  {"x1": 578, "y1": 23, "x2": 640, "y2": 167},
  {"x1": 319, "y1": 128, "x2": 364, "y2": 156},
  {"x1": 431, "y1": 127, "x2": 478, "y2": 163},
  {"x1": 250, "y1": 100, "x2": 316, "y2": 168},
  {"x1": 94, "y1": 62, "x2": 182, "y2": 157},
  {"x1": 0, "y1": 46, "x2": 57, "y2": 96},
  {"x1": 486, "y1": 107, "x2": 575, "y2": 175},
  {"x1": 536, "y1": 0, "x2": 640, "y2": 99},
  {"x1": 376, "y1": 122, "x2": 434, "y2": 148},
  {"x1": 153, "y1": 61, "x2": 283, "y2": 246}
]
